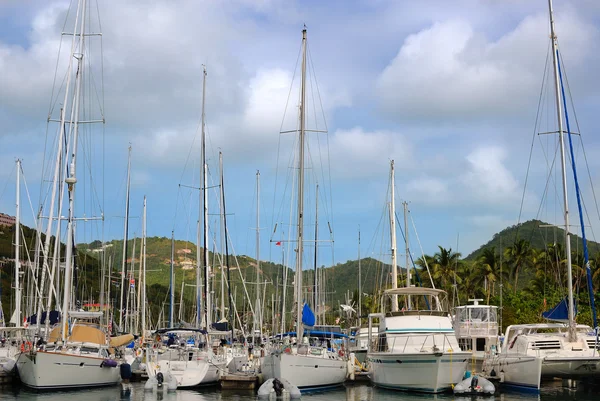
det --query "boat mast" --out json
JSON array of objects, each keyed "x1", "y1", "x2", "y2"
[
  {"x1": 548, "y1": 0, "x2": 575, "y2": 340},
  {"x1": 220, "y1": 153, "x2": 226, "y2": 321},
  {"x1": 390, "y1": 160, "x2": 398, "y2": 312},
  {"x1": 61, "y1": 0, "x2": 87, "y2": 342},
  {"x1": 15, "y1": 159, "x2": 22, "y2": 327},
  {"x1": 254, "y1": 170, "x2": 261, "y2": 344},
  {"x1": 403, "y1": 201, "x2": 411, "y2": 310},
  {"x1": 169, "y1": 231, "x2": 175, "y2": 327},
  {"x1": 119, "y1": 145, "x2": 132, "y2": 331},
  {"x1": 142, "y1": 196, "x2": 147, "y2": 340},
  {"x1": 38, "y1": 0, "x2": 84, "y2": 334},
  {"x1": 313, "y1": 184, "x2": 318, "y2": 320},
  {"x1": 295, "y1": 27, "x2": 308, "y2": 339},
  {"x1": 220, "y1": 152, "x2": 234, "y2": 341},
  {"x1": 358, "y1": 227, "x2": 361, "y2": 325},
  {"x1": 201, "y1": 65, "x2": 211, "y2": 331}
]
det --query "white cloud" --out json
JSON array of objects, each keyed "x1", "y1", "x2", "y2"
[
  {"x1": 461, "y1": 145, "x2": 520, "y2": 204},
  {"x1": 376, "y1": 9, "x2": 599, "y2": 123},
  {"x1": 406, "y1": 176, "x2": 449, "y2": 204},
  {"x1": 328, "y1": 127, "x2": 412, "y2": 180}
]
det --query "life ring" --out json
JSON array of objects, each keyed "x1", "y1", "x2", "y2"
[
  {"x1": 338, "y1": 350, "x2": 344, "y2": 357},
  {"x1": 136, "y1": 348, "x2": 143, "y2": 357},
  {"x1": 20, "y1": 341, "x2": 32, "y2": 352},
  {"x1": 283, "y1": 347, "x2": 292, "y2": 354}
]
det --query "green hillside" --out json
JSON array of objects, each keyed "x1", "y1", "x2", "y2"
[
  {"x1": 465, "y1": 219, "x2": 600, "y2": 261},
  {"x1": 3, "y1": 218, "x2": 600, "y2": 333}
]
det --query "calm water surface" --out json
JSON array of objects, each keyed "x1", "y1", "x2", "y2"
[{"x1": 0, "y1": 382, "x2": 597, "y2": 401}]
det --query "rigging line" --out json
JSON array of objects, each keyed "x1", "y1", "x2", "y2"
[
  {"x1": 394, "y1": 210, "x2": 430, "y2": 309},
  {"x1": 0, "y1": 163, "x2": 16, "y2": 203},
  {"x1": 515, "y1": 40, "x2": 551, "y2": 243},
  {"x1": 308, "y1": 46, "x2": 334, "y2": 226},
  {"x1": 307, "y1": 44, "x2": 331, "y2": 224},
  {"x1": 558, "y1": 54, "x2": 600, "y2": 244},
  {"x1": 557, "y1": 51, "x2": 597, "y2": 327},
  {"x1": 408, "y1": 210, "x2": 436, "y2": 289},
  {"x1": 271, "y1": 40, "x2": 302, "y2": 241}
]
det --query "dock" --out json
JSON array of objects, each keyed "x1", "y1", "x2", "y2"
[{"x1": 220, "y1": 373, "x2": 261, "y2": 390}]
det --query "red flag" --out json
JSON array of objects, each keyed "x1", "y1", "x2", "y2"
[{"x1": 276, "y1": 241, "x2": 281, "y2": 246}]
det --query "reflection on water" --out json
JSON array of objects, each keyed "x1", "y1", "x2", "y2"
[{"x1": 0, "y1": 381, "x2": 598, "y2": 401}]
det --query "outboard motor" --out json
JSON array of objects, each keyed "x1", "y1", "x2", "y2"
[
  {"x1": 156, "y1": 372, "x2": 164, "y2": 388},
  {"x1": 272, "y1": 378, "x2": 284, "y2": 397},
  {"x1": 120, "y1": 363, "x2": 132, "y2": 383},
  {"x1": 470, "y1": 375, "x2": 479, "y2": 391}
]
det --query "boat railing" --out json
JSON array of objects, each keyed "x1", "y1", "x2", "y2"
[{"x1": 378, "y1": 333, "x2": 459, "y2": 354}]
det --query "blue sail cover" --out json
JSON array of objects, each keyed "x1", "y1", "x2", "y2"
[
  {"x1": 542, "y1": 297, "x2": 576, "y2": 322},
  {"x1": 302, "y1": 303, "x2": 315, "y2": 327}
]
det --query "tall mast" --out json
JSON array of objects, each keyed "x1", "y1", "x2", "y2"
[
  {"x1": 313, "y1": 185, "x2": 318, "y2": 317},
  {"x1": 295, "y1": 26, "x2": 308, "y2": 340},
  {"x1": 390, "y1": 160, "x2": 398, "y2": 312},
  {"x1": 358, "y1": 227, "x2": 361, "y2": 325},
  {"x1": 15, "y1": 159, "x2": 22, "y2": 326},
  {"x1": 220, "y1": 153, "x2": 225, "y2": 321},
  {"x1": 141, "y1": 196, "x2": 147, "y2": 340},
  {"x1": 38, "y1": 0, "x2": 83, "y2": 334},
  {"x1": 548, "y1": 0, "x2": 575, "y2": 340},
  {"x1": 169, "y1": 231, "x2": 175, "y2": 327},
  {"x1": 119, "y1": 145, "x2": 132, "y2": 331},
  {"x1": 403, "y1": 201, "x2": 411, "y2": 309},
  {"x1": 201, "y1": 65, "x2": 211, "y2": 331},
  {"x1": 254, "y1": 170, "x2": 261, "y2": 344},
  {"x1": 136, "y1": 227, "x2": 143, "y2": 333},
  {"x1": 220, "y1": 152, "x2": 234, "y2": 341},
  {"x1": 61, "y1": 0, "x2": 87, "y2": 342}
]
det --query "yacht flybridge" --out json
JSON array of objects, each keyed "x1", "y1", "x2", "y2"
[{"x1": 454, "y1": 299, "x2": 499, "y2": 372}]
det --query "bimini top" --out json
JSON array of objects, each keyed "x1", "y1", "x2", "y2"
[
  {"x1": 383, "y1": 287, "x2": 447, "y2": 297},
  {"x1": 69, "y1": 311, "x2": 103, "y2": 320},
  {"x1": 273, "y1": 331, "x2": 348, "y2": 339},
  {"x1": 153, "y1": 327, "x2": 208, "y2": 335}
]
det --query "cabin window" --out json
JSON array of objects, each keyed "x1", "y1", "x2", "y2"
[
  {"x1": 476, "y1": 338, "x2": 486, "y2": 352},
  {"x1": 377, "y1": 334, "x2": 388, "y2": 352},
  {"x1": 458, "y1": 338, "x2": 471, "y2": 351}
]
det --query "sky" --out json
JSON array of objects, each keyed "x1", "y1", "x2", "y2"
[{"x1": 2, "y1": 0, "x2": 600, "y2": 268}]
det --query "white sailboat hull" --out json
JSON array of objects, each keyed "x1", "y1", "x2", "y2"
[
  {"x1": 369, "y1": 351, "x2": 469, "y2": 393},
  {"x1": 16, "y1": 351, "x2": 120, "y2": 389},
  {"x1": 542, "y1": 356, "x2": 600, "y2": 379},
  {"x1": 484, "y1": 355, "x2": 542, "y2": 391},
  {"x1": 261, "y1": 352, "x2": 346, "y2": 390},
  {"x1": 148, "y1": 359, "x2": 209, "y2": 388}
]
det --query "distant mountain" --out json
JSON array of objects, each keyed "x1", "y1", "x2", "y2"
[{"x1": 465, "y1": 219, "x2": 600, "y2": 260}]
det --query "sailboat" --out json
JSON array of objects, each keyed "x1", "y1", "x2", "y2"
[
  {"x1": 145, "y1": 66, "x2": 226, "y2": 388},
  {"x1": 483, "y1": 0, "x2": 600, "y2": 389},
  {"x1": 260, "y1": 27, "x2": 347, "y2": 390},
  {"x1": 15, "y1": 0, "x2": 126, "y2": 389},
  {"x1": 0, "y1": 160, "x2": 29, "y2": 384},
  {"x1": 367, "y1": 161, "x2": 470, "y2": 393}
]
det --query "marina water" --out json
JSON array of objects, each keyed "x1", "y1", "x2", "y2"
[{"x1": 0, "y1": 382, "x2": 597, "y2": 401}]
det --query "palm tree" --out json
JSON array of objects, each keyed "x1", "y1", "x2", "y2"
[
  {"x1": 477, "y1": 247, "x2": 506, "y2": 304},
  {"x1": 504, "y1": 239, "x2": 534, "y2": 293},
  {"x1": 430, "y1": 246, "x2": 462, "y2": 294}
]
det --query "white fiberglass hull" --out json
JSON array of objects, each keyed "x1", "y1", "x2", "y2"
[
  {"x1": 484, "y1": 355, "x2": 542, "y2": 391},
  {"x1": 542, "y1": 356, "x2": 600, "y2": 379},
  {"x1": 199, "y1": 359, "x2": 226, "y2": 385},
  {"x1": 148, "y1": 359, "x2": 209, "y2": 388},
  {"x1": 368, "y1": 351, "x2": 469, "y2": 393},
  {"x1": 261, "y1": 352, "x2": 346, "y2": 390},
  {"x1": 16, "y1": 351, "x2": 120, "y2": 389}
]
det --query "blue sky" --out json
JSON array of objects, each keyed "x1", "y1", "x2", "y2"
[{"x1": 2, "y1": 0, "x2": 600, "y2": 267}]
